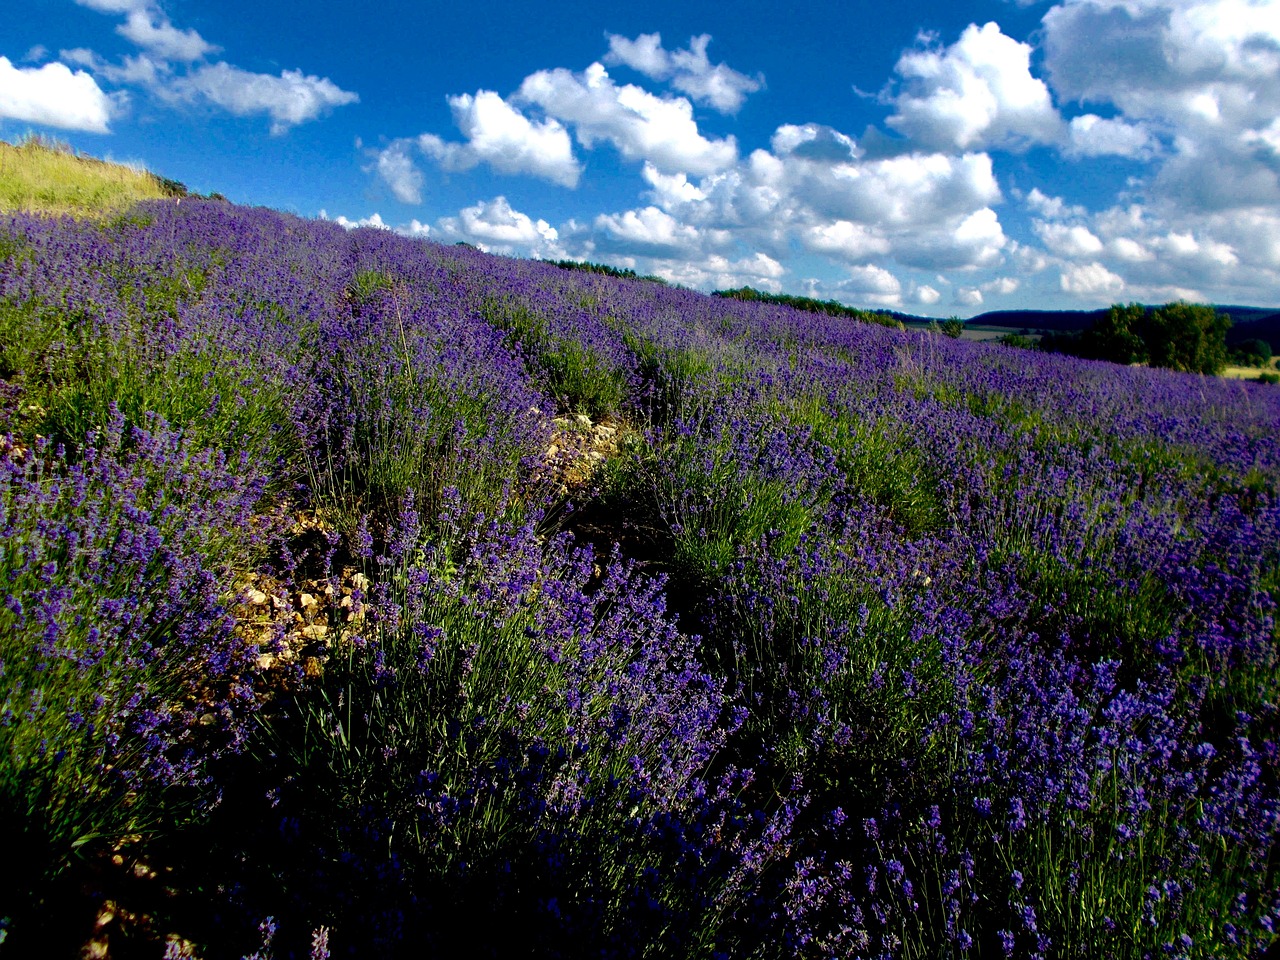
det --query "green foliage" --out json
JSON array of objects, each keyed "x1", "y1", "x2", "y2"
[
  {"x1": 1142, "y1": 301, "x2": 1232, "y2": 374},
  {"x1": 542, "y1": 258, "x2": 667, "y2": 284},
  {"x1": 938, "y1": 317, "x2": 965, "y2": 339},
  {"x1": 1230, "y1": 337, "x2": 1273, "y2": 366},
  {"x1": 1055, "y1": 302, "x2": 1233, "y2": 374},
  {"x1": 481, "y1": 296, "x2": 628, "y2": 418},
  {"x1": 997, "y1": 332, "x2": 1038, "y2": 350},
  {"x1": 713, "y1": 286, "x2": 905, "y2": 329},
  {"x1": 1083, "y1": 303, "x2": 1148, "y2": 364}
]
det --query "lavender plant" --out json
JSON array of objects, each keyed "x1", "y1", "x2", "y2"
[{"x1": 0, "y1": 411, "x2": 275, "y2": 937}]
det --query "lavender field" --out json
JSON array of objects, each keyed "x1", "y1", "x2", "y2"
[{"x1": 1, "y1": 199, "x2": 1278, "y2": 958}]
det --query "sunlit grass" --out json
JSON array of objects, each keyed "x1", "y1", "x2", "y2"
[{"x1": 0, "y1": 135, "x2": 179, "y2": 217}]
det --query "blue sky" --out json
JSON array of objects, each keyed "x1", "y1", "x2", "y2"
[{"x1": 4, "y1": 0, "x2": 1280, "y2": 315}]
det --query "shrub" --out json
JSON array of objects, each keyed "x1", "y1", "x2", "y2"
[{"x1": 0, "y1": 413, "x2": 274, "y2": 932}]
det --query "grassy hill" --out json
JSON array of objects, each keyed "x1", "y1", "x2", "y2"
[{"x1": 0, "y1": 135, "x2": 186, "y2": 216}]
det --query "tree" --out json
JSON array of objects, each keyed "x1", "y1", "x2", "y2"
[
  {"x1": 1082, "y1": 303, "x2": 1147, "y2": 365},
  {"x1": 1138, "y1": 302, "x2": 1232, "y2": 374},
  {"x1": 1231, "y1": 338, "x2": 1273, "y2": 367}
]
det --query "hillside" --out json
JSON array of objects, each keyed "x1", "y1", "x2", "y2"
[
  {"x1": 0, "y1": 136, "x2": 185, "y2": 216},
  {"x1": 1, "y1": 172, "x2": 1279, "y2": 957},
  {"x1": 972, "y1": 305, "x2": 1280, "y2": 350}
]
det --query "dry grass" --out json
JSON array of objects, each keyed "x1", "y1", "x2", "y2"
[
  {"x1": 1222, "y1": 358, "x2": 1279, "y2": 381},
  {"x1": 0, "y1": 135, "x2": 179, "y2": 217}
]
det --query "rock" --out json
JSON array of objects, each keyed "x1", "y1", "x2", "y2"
[
  {"x1": 573, "y1": 413, "x2": 592, "y2": 428},
  {"x1": 302, "y1": 624, "x2": 329, "y2": 640},
  {"x1": 299, "y1": 592, "x2": 318, "y2": 612},
  {"x1": 246, "y1": 588, "x2": 269, "y2": 606}
]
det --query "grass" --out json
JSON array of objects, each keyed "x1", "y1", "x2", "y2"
[
  {"x1": 1221, "y1": 358, "x2": 1279, "y2": 381},
  {"x1": 0, "y1": 135, "x2": 180, "y2": 217}
]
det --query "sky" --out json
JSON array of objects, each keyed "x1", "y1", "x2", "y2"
[{"x1": 3, "y1": 0, "x2": 1280, "y2": 316}]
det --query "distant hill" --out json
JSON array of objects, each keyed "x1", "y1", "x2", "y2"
[{"x1": 972, "y1": 305, "x2": 1280, "y2": 351}]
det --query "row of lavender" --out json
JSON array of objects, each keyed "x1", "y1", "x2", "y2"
[{"x1": 0, "y1": 199, "x2": 1276, "y2": 958}]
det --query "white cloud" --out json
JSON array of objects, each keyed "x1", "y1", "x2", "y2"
[
  {"x1": 1067, "y1": 113, "x2": 1157, "y2": 158},
  {"x1": 1023, "y1": 187, "x2": 1084, "y2": 220},
  {"x1": 62, "y1": 47, "x2": 168, "y2": 87},
  {"x1": 954, "y1": 286, "x2": 984, "y2": 306},
  {"x1": 802, "y1": 220, "x2": 892, "y2": 261},
  {"x1": 887, "y1": 22, "x2": 1062, "y2": 150},
  {"x1": 842, "y1": 264, "x2": 904, "y2": 306},
  {"x1": 911, "y1": 284, "x2": 942, "y2": 304},
  {"x1": 652, "y1": 251, "x2": 785, "y2": 291},
  {"x1": 604, "y1": 33, "x2": 763, "y2": 113},
  {"x1": 416, "y1": 90, "x2": 579, "y2": 187},
  {"x1": 1060, "y1": 261, "x2": 1126, "y2": 298},
  {"x1": 321, "y1": 210, "x2": 390, "y2": 231},
  {"x1": 517, "y1": 62, "x2": 738, "y2": 175},
  {"x1": 178, "y1": 63, "x2": 358, "y2": 134},
  {"x1": 1034, "y1": 220, "x2": 1105, "y2": 258},
  {"x1": 982, "y1": 276, "x2": 1020, "y2": 294},
  {"x1": 73, "y1": 0, "x2": 148, "y2": 13},
  {"x1": 760, "y1": 130, "x2": 1003, "y2": 236},
  {"x1": 375, "y1": 142, "x2": 425, "y2": 204},
  {"x1": 0, "y1": 56, "x2": 113, "y2": 132},
  {"x1": 593, "y1": 205, "x2": 703, "y2": 256},
  {"x1": 1107, "y1": 236, "x2": 1153, "y2": 262},
  {"x1": 65, "y1": 0, "x2": 356, "y2": 134},
  {"x1": 118, "y1": 9, "x2": 218, "y2": 61},
  {"x1": 436, "y1": 196, "x2": 564, "y2": 257},
  {"x1": 642, "y1": 162, "x2": 706, "y2": 208},
  {"x1": 1042, "y1": 0, "x2": 1280, "y2": 212}
]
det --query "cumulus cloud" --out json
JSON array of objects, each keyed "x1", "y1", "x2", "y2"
[
  {"x1": 0, "y1": 56, "x2": 113, "y2": 132},
  {"x1": 604, "y1": 32, "x2": 763, "y2": 113},
  {"x1": 954, "y1": 286, "x2": 984, "y2": 306},
  {"x1": 802, "y1": 220, "x2": 892, "y2": 261},
  {"x1": 62, "y1": 47, "x2": 169, "y2": 87},
  {"x1": 517, "y1": 62, "x2": 738, "y2": 175},
  {"x1": 177, "y1": 63, "x2": 357, "y2": 134},
  {"x1": 1034, "y1": 220, "x2": 1105, "y2": 258},
  {"x1": 118, "y1": 9, "x2": 218, "y2": 61},
  {"x1": 1067, "y1": 113, "x2": 1157, "y2": 158},
  {"x1": 843, "y1": 264, "x2": 903, "y2": 303},
  {"x1": 593, "y1": 205, "x2": 703, "y2": 257},
  {"x1": 982, "y1": 276, "x2": 1020, "y2": 295},
  {"x1": 887, "y1": 22, "x2": 1062, "y2": 150},
  {"x1": 652, "y1": 251, "x2": 785, "y2": 291},
  {"x1": 1060, "y1": 261, "x2": 1126, "y2": 298},
  {"x1": 435, "y1": 196, "x2": 564, "y2": 257},
  {"x1": 65, "y1": 0, "x2": 356, "y2": 133},
  {"x1": 375, "y1": 142, "x2": 425, "y2": 204},
  {"x1": 416, "y1": 90, "x2": 580, "y2": 187},
  {"x1": 1023, "y1": 187, "x2": 1085, "y2": 220},
  {"x1": 641, "y1": 162, "x2": 707, "y2": 207},
  {"x1": 1042, "y1": 0, "x2": 1280, "y2": 212},
  {"x1": 321, "y1": 210, "x2": 390, "y2": 231},
  {"x1": 910, "y1": 284, "x2": 942, "y2": 305}
]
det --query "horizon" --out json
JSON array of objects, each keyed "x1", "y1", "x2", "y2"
[{"x1": 3, "y1": 0, "x2": 1280, "y2": 317}]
